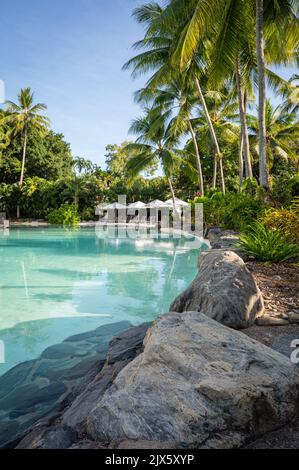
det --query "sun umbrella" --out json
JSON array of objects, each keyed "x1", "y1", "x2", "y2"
[
  {"x1": 103, "y1": 202, "x2": 127, "y2": 210},
  {"x1": 127, "y1": 201, "x2": 146, "y2": 209},
  {"x1": 164, "y1": 197, "x2": 189, "y2": 207},
  {"x1": 147, "y1": 199, "x2": 169, "y2": 209}
]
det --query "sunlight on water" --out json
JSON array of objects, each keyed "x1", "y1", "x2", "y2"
[{"x1": 0, "y1": 227, "x2": 208, "y2": 374}]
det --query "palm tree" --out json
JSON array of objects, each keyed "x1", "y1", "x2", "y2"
[
  {"x1": 255, "y1": 0, "x2": 269, "y2": 189},
  {"x1": 135, "y1": 78, "x2": 205, "y2": 195},
  {"x1": 4, "y1": 88, "x2": 50, "y2": 218},
  {"x1": 248, "y1": 100, "x2": 299, "y2": 171},
  {"x1": 73, "y1": 156, "x2": 94, "y2": 175},
  {"x1": 124, "y1": 2, "x2": 226, "y2": 193},
  {"x1": 125, "y1": 107, "x2": 181, "y2": 209},
  {"x1": 187, "y1": 88, "x2": 240, "y2": 188},
  {"x1": 162, "y1": 0, "x2": 298, "y2": 190},
  {"x1": 5, "y1": 88, "x2": 50, "y2": 186},
  {"x1": 280, "y1": 74, "x2": 299, "y2": 115}
]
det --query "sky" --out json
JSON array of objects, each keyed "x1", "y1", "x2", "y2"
[
  {"x1": 0, "y1": 0, "x2": 297, "y2": 168},
  {"x1": 0, "y1": 0, "x2": 146, "y2": 167}
]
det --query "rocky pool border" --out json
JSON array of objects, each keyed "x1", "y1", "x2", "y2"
[{"x1": 0, "y1": 228, "x2": 298, "y2": 449}]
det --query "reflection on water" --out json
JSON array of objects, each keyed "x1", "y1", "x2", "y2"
[{"x1": 0, "y1": 227, "x2": 208, "y2": 374}]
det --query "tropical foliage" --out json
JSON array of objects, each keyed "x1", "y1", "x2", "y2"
[
  {"x1": 260, "y1": 197, "x2": 299, "y2": 244},
  {"x1": 47, "y1": 204, "x2": 80, "y2": 226},
  {"x1": 238, "y1": 221, "x2": 299, "y2": 262}
]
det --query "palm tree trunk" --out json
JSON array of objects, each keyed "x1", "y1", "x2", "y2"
[
  {"x1": 256, "y1": 0, "x2": 270, "y2": 189},
  {"x1": 17, "y1": 128, "x2": 27, "y2": 218},
  {"x1": 239, "y1": 133, "x2": 244, "y2": 192},
  {"x1": 195, "y1": 77, "x2": 225, "y2": 193},
  {"x1": 212, "y1": 153, "x2": 217, "y2": 190},
  {"x1": 188, "y1": 120, "x2": 204, "y2": 196},
  {"x1": 235, "y1": 59, "x2": 253, "y2": 179},
  {"x1": 20, "y1": 128, "x2": 27, "y2": 186},
  {"x1": 218, "y1": 157, "x2": 225, "y2": 194},
  {"x1": 167, "y1": 177, "x2": 177, "y2": 213}
]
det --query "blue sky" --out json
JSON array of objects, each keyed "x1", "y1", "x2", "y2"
[
  {"x1": 0, "y1": 0, "x2": 297, "y2": 168},
  {"x1": 1, "y1": 0, "x2": 145, "y2": 167}
]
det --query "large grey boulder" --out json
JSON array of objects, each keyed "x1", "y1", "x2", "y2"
[
  {"x1": 87, "y1": 312, "x2": 299, "y2": 449},
  {"x1": 170, "y1": 250, "x2": 263, "y2": 329},
  {"x1": 62, "y1": 323, "x2": 150, "y2": 432}
]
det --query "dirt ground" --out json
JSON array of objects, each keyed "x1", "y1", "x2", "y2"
[
  {"x1": 247, "y1": 261, "x2": 299, "y2": 317},
  {"x1": 241, "y1": 261, "x2": 299, "y2": 449}
]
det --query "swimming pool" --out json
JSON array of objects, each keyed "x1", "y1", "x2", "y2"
[{"x1": 0, "y1": 226, "x2": 208, "y2": 375}]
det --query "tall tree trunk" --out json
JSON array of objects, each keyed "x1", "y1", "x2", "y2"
[
  {"x1": 218, "y1": 157, "x2": 225, "y2": 194},
  {"x1": 20, "y1": 128, "x2": 27, "y2": 186},
  {"x1": 195, "y1": 77, "x2": 225, "y2": 193},
  {"x1": 17, "y1": 128, "x2": 27, "y2": 219},
  {"x1": 256, "y1": 0, "x2": 270, "y2": 189},
  {"x1": 235, "y1": 59, "x2": 253, "y2": 179},
  {"x1": 167, "y1": 177, "x2": 178, "y2": 214},
  {"x1": 239, "y1": 133, "x2": 244, "y2": 192},
  {"x1": 212, "y1": 153, "x2": 217, "y2": 189},
  {"x1": 188, "y1": 120, "x2": 204, "y2": 196}
]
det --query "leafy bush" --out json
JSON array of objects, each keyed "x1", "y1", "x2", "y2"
[
  {"x1": 271, "y1": 173, "x2": 299, "y2": 207},
  {"x1": 260, "y1": 197, "x2": 299, "y2": 244},
  {"x1": 238, "y1": 222, "x2": 299, "y2": 262},
  {"x1": 240, "y1": 177, "x2": 260, "y2": 197},
  {"x1": 47, "y1": 204, "x2": 80, "y2": 226},
  {"x1": 80, "y1": 207, "x2": 96, "y2": 221},
  {"x1": 194, "y1": 191, "x2": 265, "y2": 231}
]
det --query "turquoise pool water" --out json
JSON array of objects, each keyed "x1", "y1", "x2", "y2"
[{"x1": 0, "y1": 226, "x2": 208, "y2": 375}]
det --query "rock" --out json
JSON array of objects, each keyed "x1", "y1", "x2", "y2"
[
  {"x1": 170, "y1": 250, "x2": 264, "y2": 329},
  {"x1": 0, "y1": 420, "x2": 20, "y2": 447},
  {"x1": 0, "y1": 361, "x2": 35, "y2": 400},
  {"x1": 16, "y1": 425, "x2": 77, "y2": 449},
  {"x1": 288, "y1": 312, "x2": 299, "y2": 325},
  {"x1": 272, "y1": 333, "x2": 299, "y2": 361},
  {"x1": 87, "y1": 312, "x2": 299, "y2": 449},
  {"x1": 113, "y1": 440, "x2": 176, "y2": 450},
  {"x1": 0, "y1": 321, "x2": 133, "y2": 448},
  {"x1": 69, "y1": 440, "x2": 104, "y2": 449},
  {"x1": 206, "y1": 228, "x2": 239, "y2": 248},
  {"x1": 205, "y1": 227, "x2": 223, "y2": 242},
  {"x1": 256, "y1": 317, "x2": 290, "y2": 327},
  {"x1": 245, "y1": 418, "x2": 299, "y2": 449},
  {"x1": 0, "y1": 382, "x2": 66, "y2": 411},
  {"x1": 41, "y1": 343, "x2": 77, "y2": 360},
  {"x1": 62, "y1": 323, "x2": 150, "y2": 433}
]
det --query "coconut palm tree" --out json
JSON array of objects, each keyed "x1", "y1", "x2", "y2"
[
  {"x1": 5, "y1": 88, "x2": 50, "y2": 186},
  {"x1": 162, "y1": 0, "x2": 298, "y2": 190},
  {"x1": 135, "y1": 78, "x2": 205, "y2": 195},
  {"x1": 248, "y1": 100, "x2": 299, "y2": 171},
  {"x1": 255, "y1": 0, "x2": 269, "y2": 188},
  {"x1": 187, "y1": 88, "x2": 240, "y2": 187},
  {"x1": 73, "y1": 156, "x2": 95, "y2": 176},
  {"x1": 124, "y1": 2, "x2": 226, "y2": 193},
  {"x1": 280, "y1": 74, "x2": 299, "y2": 115},
  {"x1": 4, "y1": 88, "x2": 50, "y2": 217},
  {"x1": 125, "y1": 107, "x2": 181, "y2": 208}
]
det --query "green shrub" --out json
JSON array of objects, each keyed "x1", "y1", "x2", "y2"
[
  {"x1": 240, "y1": 177, "x2": 260, "y2": 197},
  {"x1": 260, "y1": 197, "x2": 299, "y2": 244},
  {"x1": 271, "y1": 173, "x2": 299, "y2": 207},
  {"x1": 47, "y1": 204, "x2": 80, "y2": 226},
  {"x1": 238, "y1": 222, "x2": 299, "y2": 262},
  {"x1": 80, "y1": 207, "x2": 96, "y2": 221},
  {"x1": 194, "y1": 191, "x2": 265, "y2": 231}
]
